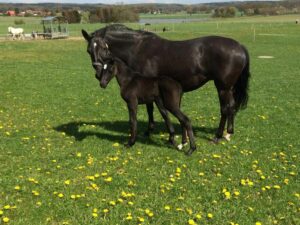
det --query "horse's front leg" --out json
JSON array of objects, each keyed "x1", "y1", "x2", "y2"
[
  {"x1": 144, "y1": 103, "x2": 155, "y2": 136},
  {"x1": 125, "y1": 100, "x2": 138, "y2": 148}
]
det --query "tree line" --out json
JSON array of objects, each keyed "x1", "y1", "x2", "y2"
[{"x1": 1, "y1": 1, "x2": 299, "y2": 23}]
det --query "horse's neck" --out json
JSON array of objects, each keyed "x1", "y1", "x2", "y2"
[{"x1": 105, "y1": 34, "x2": 137, "y2": 64}]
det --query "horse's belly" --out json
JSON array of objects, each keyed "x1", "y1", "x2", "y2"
[{"x1": 178, "y1": 74, "x2": 209, "y2": 92}]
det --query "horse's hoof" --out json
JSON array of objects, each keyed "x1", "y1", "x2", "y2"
[
  {"x1": 211, "y1": 137, "x2": 221, "y2": 144},
  {"x1": 185, "y1": 148, "x2": 195, "y2": 156},
  {"x1": 124, "y1": 143, "x2": 133, "y2": 148},
  {"x1": 144, "y1": 131, "x2": 150, "y2": 137}
]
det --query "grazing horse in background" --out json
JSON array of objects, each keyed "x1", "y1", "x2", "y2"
[
  {"x1": 89, "y1": 38, "x2": 196, "y2": 154},
  {"x1": 8, "y1": 26, "x2": 24, "y2": 40},
  {"x1": 82, "y1": 24, "x2": 250, "y2": 143}
]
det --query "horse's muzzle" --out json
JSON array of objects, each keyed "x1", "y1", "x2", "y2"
[{"x1": 100, "y1": 81, "x2": 107, "y2": 88}]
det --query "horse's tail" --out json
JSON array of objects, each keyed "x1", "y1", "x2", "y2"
[{"x1": 234, "y1": 45, "x2": 251, "y2": 111}]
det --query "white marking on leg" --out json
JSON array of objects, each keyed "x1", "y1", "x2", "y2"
[
  {"x1": 224, "y1": 133, "x2": 231, "y2": 141},
  {"x1": 177, "y1": 144, "x2": 183, "y2": 150},
  {"x1": 177, "y1": 142, "x2": 188, "y2": 150}
]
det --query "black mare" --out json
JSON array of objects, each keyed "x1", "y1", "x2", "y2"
[
  {"x1": 95, "y1": 54, "x2": 196, "y2": 155},
  {"x1": 82, "y1": 25, "x2": 250, "y2": 143}
]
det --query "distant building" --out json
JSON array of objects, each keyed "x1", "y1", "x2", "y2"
[{"x1": 6, "y1": 10, "x2": 15, "y2": 16}]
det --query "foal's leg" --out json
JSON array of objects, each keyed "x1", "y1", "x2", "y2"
[
  {"x1": 154, "y1": 98, "x2": 176, "y2": 146},
  {"x1": 125, "y1": 99, "x2": 138, "y2": 147},
  {"x1": 168, "y1": 108, "x2": 196, "y2": 155},
  {"x1": 144, "y1": 103, "x2": 155, "y2": 136}
]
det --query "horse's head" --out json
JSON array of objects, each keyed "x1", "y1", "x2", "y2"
[
  {"x1": 8, "y1": 27, "x2": 13, "y2": 33},
  {"x1": 82, "y1": 29, "x2": 113, "y2": 88}
]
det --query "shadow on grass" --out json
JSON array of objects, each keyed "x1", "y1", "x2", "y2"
[{"x1": 53, "y1": 120, "x2": 216, "y2": 147}]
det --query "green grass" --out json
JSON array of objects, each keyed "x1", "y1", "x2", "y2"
[{"x1": 0, "y1": 15, "x2": 299, "y2": 225}]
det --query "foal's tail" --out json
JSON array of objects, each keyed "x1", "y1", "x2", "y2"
[{"x1": 234, "y1": 45, "x2": 251, "y2": 111}]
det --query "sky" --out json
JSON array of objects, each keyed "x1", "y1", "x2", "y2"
[{"x1": 0, "y1": 0, "x2": 279, "y2": 5}]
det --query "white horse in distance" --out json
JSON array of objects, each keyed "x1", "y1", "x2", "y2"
[{"x1": 8, "y1": 26, "x2": 24, "y2": 40}]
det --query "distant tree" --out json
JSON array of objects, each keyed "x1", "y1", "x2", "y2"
[
  {"x1": 62, "y1": 10, "x2": 81, "y2": 23},
  {"x1": 213, "y1": 6, "x2": 237, "y2": 18},
  {"x1": 80, "y1": 11, "x2": 90, "y2": 24},
  {"x1": 14, "y1": 7, "x2": 20, "y2": 15},
  {"x1": 89, "y1": 6, "x2": 139, "y2": 23}
]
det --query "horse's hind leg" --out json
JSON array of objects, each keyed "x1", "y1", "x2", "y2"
[
  {"x1": 214, "y1": 88, "x2": 229, "y2": 143},
  {"x1": 214, "y1": 88, "x2": 235, "y2": 142},
  {"x1": 154, "y1": 99, "x2": 176, "y2": 146},
  {"x1": 144, "y1": 103, "x2": 155, "y2": 136},
  {"x1": 225, "y1": 90, "x2": 236, "y2": 141}
]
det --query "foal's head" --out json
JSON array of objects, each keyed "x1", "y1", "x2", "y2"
[{"x1": 82, "y1": 29, "x2": 114, "y2": 87}]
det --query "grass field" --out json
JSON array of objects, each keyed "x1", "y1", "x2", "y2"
[{"x1": 0, "y1": 15, "x2": 299, "y2": 225}]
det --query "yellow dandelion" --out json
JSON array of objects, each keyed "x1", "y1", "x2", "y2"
[
  {"x1": 64, "y1": 180, "x2": 71, "y2": 185},
  {"x1": 104, "y1": 177, "x2": 112, "y2": 182},
  {"x1": 255, "y1": 222, "x2": 262, "y2": 225},
  {"x1": 176, "y1": 167, "x2": 181, "y2": 173},
  {"x1": 112, "y1": 142, "x2": 120, "y2": 147},
  {"x1": 170, "y1": 177, "x2": 176, "y2": 182},
  {"x1": 138, "y1": 217, "x2": 145, "y2": 222},
  {"x1": 188, "y1": 219, "x2": 197, "y2": 225},
  {"x1": 273, "y1": 185, "x2": 281, "y2": 190},
  {"x1": 196, "y1": 214, "x2": 202, "y2": 219},
  {"x1": 3, "y1": 205, "x2": 11, "y2": 210},
  {"x1": 36, "y1": 201, "x2": 42, "y2": 206},
  {"x1": 2, "y1": 217, "x2": 10, "y2": 223},
  {"x1": 32, "y1": 190, "x2": 40, "y2": 196},
  {"x1": 126, "y1": 213, "x2": 133, "y2": 220},
  {"x1": 224, "y1": 191, "x2": 231, "y2": 199},
  {"x1": 164, "y1": 205, "x2": 171, "y2": 210},
  {"x1": 0, "y1": 210, "x2": 3, "y2": 215},
  {"x1": 234, "y1": 191, "x2": 240, "y2": 196},
  {"x1": 109, "y1": 201, "x2": 116, "y2": 206},
  {"x1": 103, "y1": 209, "x2": 109, "y2": 213},
  {"x1": 14, "y1": 185, "x2": 21, "y2": 191},
  {"x1": 92, "y1": 213, "x2": 98, "y2": 218},
  {"x1": 58, "y1": 193, "x2": 64, "y2": 198},
  {"x1": 207, "y1": 213, "x2": 213, "y2": 219}
]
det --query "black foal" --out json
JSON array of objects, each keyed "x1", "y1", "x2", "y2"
[{"x1": 98, "y1": 58, "x2": 196, "y2": 155}]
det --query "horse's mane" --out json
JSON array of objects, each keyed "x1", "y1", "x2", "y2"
[{"x1": 92, "y1": 24, "x2": 156, "y2": 39}]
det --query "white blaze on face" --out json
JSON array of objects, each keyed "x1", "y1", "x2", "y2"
[
  {"x1": 93, "y1": 42, "x2": 97, "y2": 48},
  {"x1": 103, "y1": 64, "x2": 108, "y2": 70}
]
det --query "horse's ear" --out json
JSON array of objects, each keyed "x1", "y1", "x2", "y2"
[{"x1": 81, "y1": 29, "x2": 91, "y2": 41}]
